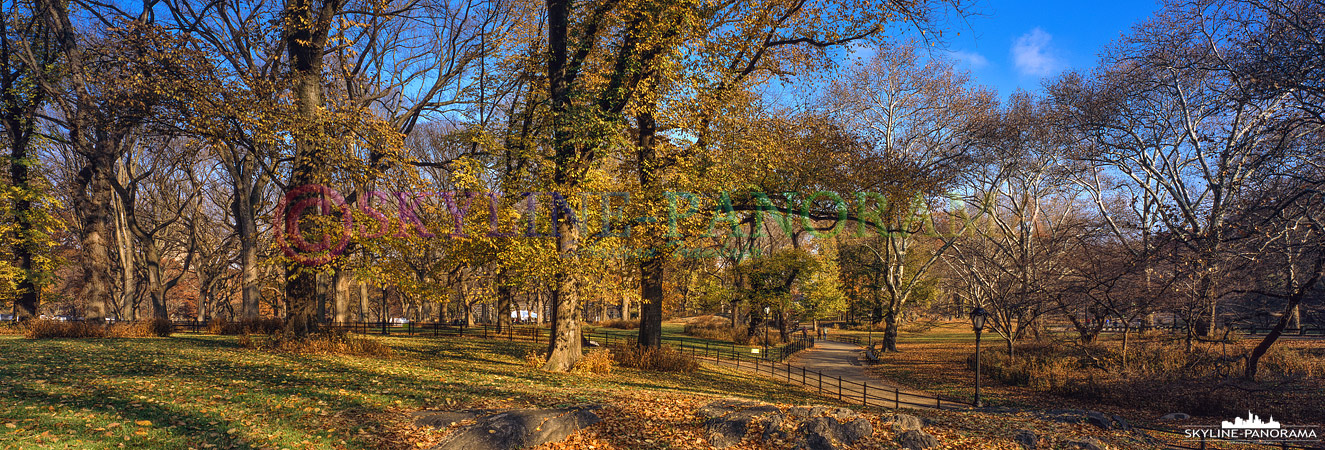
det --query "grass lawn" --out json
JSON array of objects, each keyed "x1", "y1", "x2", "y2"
[
  {"x1": 0, "y1": 334, "x2": 833, "y2": 450},
  {"x1": 586, "y1": 319, "x2": 803, "y2": 355},
  {"x1": 0, "y1": 330, "x2": 1276, "y2": 450}
]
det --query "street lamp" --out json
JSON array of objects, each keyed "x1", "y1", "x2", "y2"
[
  {"x1": 763, "y1": 307, "x2": 770, "y2": 356},
  {"x1": 971, "y1": 307, "x2": 988, "y2": 407}
]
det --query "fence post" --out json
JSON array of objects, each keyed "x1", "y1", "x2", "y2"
[
  {"x1": 862, "y1": 382, "x2": 868, "y2": 407},
  {"x1": 801, "y1": 367, "x2": 806, "y2": 386},
  {"x1": 817, "y1": 372, "x2": 822, "y2": 394},
  {"x1": 837, "y1": 376, "x2": 842, "y2": 401},
  {"x1": 894, "y1": 387, "x2": 899, "y2": 409}
]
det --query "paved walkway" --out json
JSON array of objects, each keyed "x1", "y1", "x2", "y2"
[
  {"x1": 695, "y1": 339, "x2": 966, "y2": 410},
  {"x1": 788, "y1": 340, "x2": 967, "y2": 410}
]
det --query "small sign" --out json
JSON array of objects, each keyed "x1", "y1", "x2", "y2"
[{"x1": 751, "y1": 349, "x2": 760, "y2": 354}]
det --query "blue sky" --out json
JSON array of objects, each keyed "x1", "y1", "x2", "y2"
[{"x1": 932, "y1": 0, "x2": 1165, "y2": 98}]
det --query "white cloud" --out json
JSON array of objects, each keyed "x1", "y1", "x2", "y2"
[
  {"x1": 1011, "y1": 28, "x2": 1063, "y2": 77},
  {"x1": 947, "y1": 50, "x2": 989, "y2": 70}
]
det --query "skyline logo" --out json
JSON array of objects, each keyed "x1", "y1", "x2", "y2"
[
  {"x1": 1184, "y1": 411, "x2": 1318, "y2": 444},
  {"x1": 1222, "y1": 411, "x2": 1281, "y2": 429}
]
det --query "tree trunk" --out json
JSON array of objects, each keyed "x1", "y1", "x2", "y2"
[
  {"x1": 333, "y1": 267, "x2": 351, "y2": 323},
  {"x1": 78, "y1": 152, "x2": 115, "y2": 321},
  {"x1": 881, "y1": 310, "x2": 899, "y2": 352},
  {"x1": 143, "y1": 242, "x2": 169, "y2": 319},
  {"x1": 638, "y1": 255, "x2": 664, "y2": 347},
  {"x1": 236, "y1": 188, "x2": 261, "y2": 320},
  {"x1": 358, "y1": 280, "x2": 369, "y2": 322},
  {"x1": 280, "y1": 0, "x2": 340, "y2": 338},
  {"x1": 112, "y1": 187, "x2": 135, "y2": 321},
  {"x1": 1244, "y1": 296, "x2": 1301, "y2": 381},
  {"x1": 497, "y1": 277, "x2": 512, "y2": 332},
  {"x1": 6, "y1": 105, "x2": 39, "y2": 320},
  {"x1": 544, "y1": 218, "x2": 583, "y2": 371}
]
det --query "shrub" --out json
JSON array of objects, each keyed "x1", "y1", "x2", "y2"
[
  {"x1": 23, "y1": 319, "x2": 178, "y2": 339},
  {"x1": 608, "y1": 342, "x2": 698, "y2": 373},
  {"x1": 571, "y1": 348, "x2": 615, "y2": 375},
  {"x1": 0, "y1": 322, "x2": 24, "y2": 336},
  {"x1": 523, "y1": 349, "x2": 547, "y2": 368},
  {"x1": 143, "y1": 318, "x2": 174, "y2": 337},
  {"x1": 25, "y1": 320, "x2": 106, "y2": 339},
  {"x1": 684, "y1": 315, "x2": 735, "y2": 342},
  {"x1": 248, "y1": 330, "x2": 395, "y2": 357},
  {"x1": 1259, "y1": 345, "x2": 1324, "y2": 380},
  {"x1": 594, "y1": 319, "x2": 639, "y2": 330},
  {"x1": 207, "y1": 318, "x2": 284, "y2": 335}
]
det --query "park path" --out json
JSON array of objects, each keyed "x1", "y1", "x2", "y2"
[
  {"x1": 787, "y1": 339, "x2": 967, "y2": 411},
  {"x1": 694, "y1": 339, "x2": 966, "y2": 411}
]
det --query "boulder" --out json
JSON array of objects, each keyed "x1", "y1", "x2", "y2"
[
  {"x1": 890, "y1": 413, "x2": 925, "y2": 433},
  {"x1": 832, "y1": 407, "x2": 859, "y2": 420},
  {"x1": 1086, "y1": 412, "x2": 1112, "y2": 429},
  {"x1": 838, "y1": 418, "x2": 873, "y2": 443},
  {"x1": 411, "y1": 410, "x2": 495, "y2": 428},
  {"x1": 1159, "y1": 412, "x2": 1190, "y2": 421},
  {"x1": 799, "y1": 433, "x2": 835, "y2": 450},
  {"x1": 1041, "y1": 409, "x2": 1128, "y2": 431},
  {"x1": 1014, "y1": 429, "x2": 1038, "y2": 449},
  {"x1": 700, "y1": 399, "x2": 781, "y2": 448},
  {"x1": 1066, "y1": 437, "x2": 1107, "y2": 450},
  {"x1": 760, "y1": 415, "x2": 788, "y2": 442},
  {"x1": 429, "y1": 405, "x2": 603, "y2": 450},
  {"x1": 702, "y1": 401, "x2": 870, "y2": 449},
  {"x1": 897, "y1": 429, "x2": 939, "y2": 450},
  {"x1": 1110, "y1": 414, "x2": 1131, "y2": 431}
]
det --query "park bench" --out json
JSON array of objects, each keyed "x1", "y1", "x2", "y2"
[{"x1": 861, "y1": 346, "x2": 880, "y2": 365}]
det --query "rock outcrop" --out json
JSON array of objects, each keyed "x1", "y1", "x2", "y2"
[
  {"x1": 698, "y1": 399, "x2": 878, "y2": 450},
  {"x1": 415, "y1": 405, "x2": 603, "y2": 450}
]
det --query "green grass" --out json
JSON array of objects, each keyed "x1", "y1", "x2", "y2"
[
  {"x1": 586, "y1": 319, "x2": 800, "y2": 355},
  {"x1": 0, "y1": 334, "x2": 835, "y2": 450}
]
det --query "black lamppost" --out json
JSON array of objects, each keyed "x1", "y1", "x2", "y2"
[
  {"x1": 971, "y1": 306, "x2": 988, "y2": 407},
  {"x1": 763, "y1": 307, "x2": 770, "y2": 356}
]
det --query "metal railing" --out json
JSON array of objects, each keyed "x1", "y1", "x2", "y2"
[{"x1": 688, "y1": 338, "x2": 969, "y2": 410}]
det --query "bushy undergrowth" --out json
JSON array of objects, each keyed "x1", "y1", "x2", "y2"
[
  {"x1": 967, "y1": 338, "x2": 1325, "y2": 417},
  {"x1": 23, "y1": 319, "x2": 173, "y2": 339},
  {"x1": 609, "y1": 342, "x2": 699, "y2": 373},
  {"x1": 594, "y1": 319, "x2": 639, "y2": 330},
  {"x1": 0, "y1": 322, "x2": 24, "y2": 335},
  {"x1": 207, "y1": 318, "x2": 284, "y2": 335},
  {"x1": 240, "y1": 330, "x2": 395, "y2": 357},
  {"x1": 684, "y1": 315, "x2": 735, "y2": 341},
  {"x1": 572, "y1": 348, "x2": 615, "y2": 375}
]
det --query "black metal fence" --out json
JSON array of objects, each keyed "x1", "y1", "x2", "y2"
[
  {"x1": 687, "y1": 337, "x2": 970, "y2": 410},
  {"x1": 161, "y1": 319, "x2": 817, "y2": 363}
]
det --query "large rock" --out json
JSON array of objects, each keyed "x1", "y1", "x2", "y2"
[
  {"x1": 1066, "y1": 437, "x2": 1107, "y2": 450},
  {"x1": 1159, "y1": 412, "x2": 1190, "y2": 421},
  {"x1": 700, "y1": 399, "x2": 781, "y2": 448},
  {"x1": 1040, "y1": 409, "x2": 1129, "y2": 431},
  {"x1": 898, "y1": 429, "x2": 939, "y2": 450},
  {"x1": 701, "y1": 400, "x2": 871, "y2": 450},
  {"x1": 890, "y1": 413, "x2": 925, "y2": 433},
  {"x1": 427, "y1": 405, "x2": 602, "y2": 450},
  {"x1": 1014, "y1": 429, "x2": 1038, "y2": 449},
  {"x1": 838, "y1": 418, "x2": 873, "y2": 443},
  {"x1": 412, "y1": 409, "x2": 498, "y2": 428}
]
